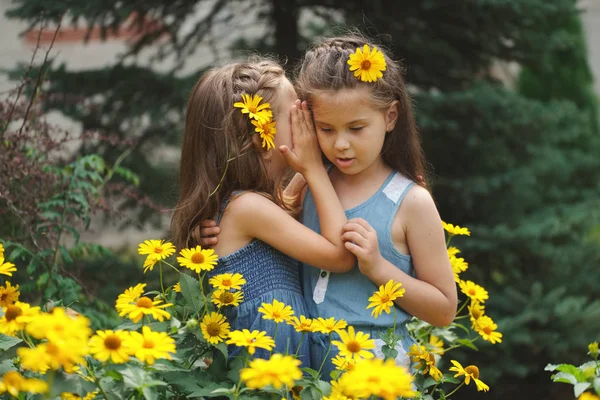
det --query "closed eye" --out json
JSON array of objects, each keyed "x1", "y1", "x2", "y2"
[
  {"x1": 350, "y1": 126, "x2": 364, "y2": 131},
  {"x1": 318, "y1": 127, "x2": 333, "y2": 133}
]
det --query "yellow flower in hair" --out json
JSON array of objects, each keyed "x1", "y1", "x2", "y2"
[
  {"x1": 234, "y1": 94, "x2": 273, "y2": 123},
  {"x1": 251, "y1": 119, "x2": 277, "y2": 150},
  {"x1": 347, "y1": 44, "x2": 387, "y2": 83}
]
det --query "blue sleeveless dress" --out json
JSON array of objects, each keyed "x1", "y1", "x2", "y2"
[
  {"x1": 208, "y1": 193, "x2": 310, "y2": 367},
  {"x1": 301, "y1": 171, "x2": 416, "y2": 377}
]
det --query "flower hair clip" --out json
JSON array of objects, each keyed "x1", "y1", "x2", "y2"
[
  {"x1": 347, "y1": 44, "x2": 387, "y2": 83},
  {"x1": 233, "y1": 94, "x2": 276, "y2": 150}
]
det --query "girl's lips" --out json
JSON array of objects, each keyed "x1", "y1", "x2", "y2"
[{"x1": 336, "y1": 158, "x2": 355, "y2": 168}]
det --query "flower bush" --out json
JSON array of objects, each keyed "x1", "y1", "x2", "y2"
[
  {"x1": 546, "y1": 341, "x2": 600, "y2": 399},
  {"x1": 0, "y1": 222, "x2": 505, "y2": 399}
]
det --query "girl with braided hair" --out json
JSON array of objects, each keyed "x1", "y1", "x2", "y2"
[{"x1": 171, "y1": 58, "x2": 354, "y2": 365}]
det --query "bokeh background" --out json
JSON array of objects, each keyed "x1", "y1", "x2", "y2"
[{"x1": 1, "y1": 0, "x2": 599, "y2": 399}]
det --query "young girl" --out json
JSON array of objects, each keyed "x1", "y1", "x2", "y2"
[
  {"x1": 200, "y1": 34, "x2": 456, "y2": 376},
  {"x1": 294, "y1": 34, "x2": 457, "y2": 376},
  {"x1": 170, "y1": 58, "x2": 355, "y2": 367}
]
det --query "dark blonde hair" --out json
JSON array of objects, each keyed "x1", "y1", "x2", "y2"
[
  {"x1": 295, "y1": 33, "x2": 427, "y2": 186},
  {"x1": 171, "y1": 58, "x2": 288, "y2": 250}
]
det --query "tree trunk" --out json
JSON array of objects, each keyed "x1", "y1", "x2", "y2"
[{"x1": 271, "y1": 0, "x2": 300, "y2": 68}]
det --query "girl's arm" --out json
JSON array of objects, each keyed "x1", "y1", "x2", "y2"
[{"x1": 341, "y1": 186, "x2": 457, "y2": 327}]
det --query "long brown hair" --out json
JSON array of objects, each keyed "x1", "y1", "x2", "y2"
[
  {"x1": 295, "y1": 33, "x2": 427, "y2": 187},
  {"x1": 171, "y1": 58, "x2": 287, "y2": 250}
]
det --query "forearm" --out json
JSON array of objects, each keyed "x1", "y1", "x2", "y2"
[{"x1": 367, "y1": 257, "x2": 457, "y2": 327}]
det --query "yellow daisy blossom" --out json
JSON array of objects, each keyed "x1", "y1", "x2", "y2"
[
  {"x1": 449, "y1": 360, "x2": 490, "y2": 392},
  {"x1": 19, "y1": 340, "x2": 87, "y2": 372},
  {"x1": 258, "y1": 299, "x2": 295, "y2": 323},
  {"x1": 234, "y1": 94, "x2": 273, "y2": 123},
  {"x1": 347, "y1": 44, "x2": 387, "y2": 83},
  {"x1": 450, "y1": 255, "x2": 468, "y2": 282},
  {"x1": 61, "y1": 391, "x2": 99, "y2": 400},
  {"x1": 332, "y1": 354, "x2": 356, "y2": 371},
  {"x1": 26, "y1": 307, "x2": 92, "y2": 343},
  {"x1": 138, "y1": 239, "x2": 175, "y2": 262},
  {"x1": 89, "y1": 330, "x2": 132, "y2": 364},
  {"x1": 173, "y1": 282, "x2": 181, "y2": 293},
  {"x1": 251, "y1": 119, "x2": 277, "y2": 150},
  {"x1": 588, "y1": 341, "x2": 599, "y2": 358},
  {"x1": 447, "y1": 246, "x2": 461, "y2": 257},
  {"x1": 211, "y1": 289, "x2": 244, "y2": 308},
  {"x1": 116, "y1": 283, "x2": 146, "y2": 305},
  {"x1": 312, "y1": 317, "x2": 348, "y2": 334},
  {"x1": 429, "y1": 335, "x2": 445, "y2": 355},
  {"x1": 408, "y1": 343, "x2": 440, "y2": 380},
  {"x1": 366, "y1": 280, "x2": 405, "y2": 318},
  {"x1": 288, "y1": 315, "x2": 313, "y2": 333},
  {"x1": 0, "y1": 371, "x2": 48, "y2": 397},
  {"x1": 579, "y1": 393, "x2": 600, "y2": 400},
  {"x1": 142, "y1": 256, "x2": 159, "y2": 273},
  {"x1": 0, "y1": 281, "x2": 20, "y2": 307},
  {"x1": 468, "y1": 300, "x2": 485, "y2": 328},
  {"x1": 442, "y1": 221, "x2": 471, "y2": 236},
  {"x1": 332, "y1": 326, "x2": 376, "y2": 360},
  {"x1": 177, "y1": 246, "x2": 218, "y2": 273},
  {"x1": 0, "y1": 301, "x2": 40, "y2": 336},
  {"x1": 0, "y1": 256, "x2": 16, "y2": 277},
  {"x1": 209, "y1": 273, "x2": 246, "y2": 291},
  {"x1": 117, "y1": 295, "x2": 172, "y2": 323},
  {"x1": 0, "y1": 243, "x2": 4, "y2": 257},
  {"x1": 18, "y1": 344, "x2": 51, "y2": 373},
  {"x1": 227, "y1": 329, "x2": 275, "y2": 355},
  {"x1": 474, "y1": 315, "x2": 503, "y2": 344},
  {"x1": 201, "y1": 312, "x2": 231, "y2": 344},
  {"x1": 240, "y1": 354, "x2": 302, "y2": 389},
  {"x1": 125, "y1": 326, "x2": 176, "y2": 365},
  {"x1": 459, "y1": 280, "x2": 489, "y2": 303}
]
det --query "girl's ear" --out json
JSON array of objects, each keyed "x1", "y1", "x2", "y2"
[
  {"x1": 385, "y1": 100, "x2": 400, "y2": 132},
  {"x1": 251, "y1": 133, "x2": 272, "y2": 161}
]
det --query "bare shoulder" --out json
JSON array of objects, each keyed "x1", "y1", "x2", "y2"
[
  {"x1": 395, "y1": 184, "x2": 441, "y2": 230},
  {"x1": 226, "y1": 191, "x2": 281, "y2": 217}
]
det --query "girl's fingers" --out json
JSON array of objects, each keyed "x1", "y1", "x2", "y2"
[
  {"x1": 342, "y1": 222, "x2": 370, "y2": 238},
  {"x1": 201, "y1": 237, "x2": 218, "y2": 246},
  {"x1": 341, "y1": 231, "x2": 368, "y2": 247},
  {"x1": 200, "y1": 226, "x2": 220, "y2": 237},
  {"x1": 344, "y1": 241, "x2": 364, "y2": 257},
  {"x1": 202, "y1": 220, "x2": 217, "y2": 227},
  {"x1": 346, "y1": 218, "x2": 375, "y2": 232}
]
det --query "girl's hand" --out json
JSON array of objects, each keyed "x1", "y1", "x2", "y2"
[
  {"x1": 341, "y1": 218, "x2": 384, "y2": 276},
  {"x1": 279, "y1": 100, "x2": 324, "y2": 177},
  {"x1": 197, "y1": 219, "x2": 220, "y2": 247}
]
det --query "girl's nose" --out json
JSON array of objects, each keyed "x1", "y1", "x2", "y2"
[{"x1": 334, "y1": 137, "x2": 350, "y2": 151}]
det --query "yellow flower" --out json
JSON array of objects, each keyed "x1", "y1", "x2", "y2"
[
  {"x1": 234, "y1": 93, "x2": 273, "y2": 123},
  {"x1": 0, "y1": 301, "x2": 40, "y2": 336},
  {"x1": 177, "y1": 246, "x2": 218, "y2": 273},
  {"x1": 0, "y1": 243, "x2": 4, "y2": 257},
  {"x1": 211, "y1": 289, "x2": 244, "y2": 308},
  {"x1": 588, "y1": 341, "x2": 599, "y2": 358},
  {"x1": 366, "y1": 280, "x2": 405, "y2": 318},
  {"x1": 142, "y1": 256, "x2": 159, "y2": 273},
  {"x1": 258, "y1": 299, "x2": 295, "y2": 323},
  {"x1": 429, "y1": 335, "x2": 445, "y2": 355},
  {"x1": 61, "y1": 392, "x2": 99, "y2": 400},
  {"x1": 468, "y1": 300, "x2": 485, "y2": 328},
  {"x1": 332, "y1": 354, "x2": 356, "y2": 371},
  {"x1": 447, "y1": 246, "x2": 461, "y2": 257},
  {"x1": 579, "y1": 393, "x2": 600, "y2": 400},
  {"x1": 0, "y1": 281, "x2": 20, "y2": 307},
  {"x1": 312, "y1": 317, "x2": 348, "y2": 334},
  {"x1": 449, "y1": 360, "x2": 490, "y2": 392},
  {"x1": 173, "y1": 282, "x2": 181, "y2": 293},
  {"x1": 19, "y1": 340, "x2": 87, "y2": 372},
  {"x1": 251, "y1": 119, "x2": 277, "y2": 150},
  {"x1": 116, "y1": 296, "x2": 172, "y2": 323},
  {"x1": 26, "y1": 307, "x2": 91, "y2": 343},
  {"x1": 474, "y1": 315, "x2": 503, "y2": 344},
  {"x1": 450, "y1": 255, "x2": 468, "y2": 282},
  {"x1": 459, "y1": 280, "x2": 489, "y2": 303},
  {"x1": 0, "y1": 256, "x2": 16, "y2": 277},
  {"x1": 408, "y1": 343, "x2": 440, "y2": 380},
  {"x1": 0, "y1": 371, "x2": 48, "y2": 397},
  {"x1": 288, "y1": 315, "x2": 313, "y2": 333},
  {"x1": 116, "y1": 283, "x2": 146, "y2": 305},
  {"x1": 201, "y1": 312, "x2": 231, "y2": 344},
  {"x1": 227, "y1": 329, "x2": 274, "y2": 355},
  {"x1": 138, "y1": 239, "x2": 175, "y2": 262},
  {"x1": 347, "y1": 44, "x2": 387, "y2": 83},
  {"x1": 442, "y1": 221, "x2": 471, "y2": 236},
  {"x1": 124, "y1": 326, "x2": 176, "y2": 365},
  {"x1": 209, "y1": 273, "x2": 246, "y2": 291},
  {"x1": 336, "y1": 358, "x2": 415, "y2": 399},
  {"x1": 18, "y1": 344, "x2": 52, "y2": 373},
  {"x1": 240, "y1": 354, "x2": 302, "y2": 389},
  {"x1": 89, "y1": 330, "x2": 132, "y2": 364},
  {"x1": 332, "y1": 326, "x2": 376, "y2": 360}
]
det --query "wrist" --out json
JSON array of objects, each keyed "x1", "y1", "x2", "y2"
[
  {"x1": 364, "y1": 254, "x2": 389, "y2": 285},
  {"x1": 302, "y1": 164, "x2": 328, "y2": 182}
]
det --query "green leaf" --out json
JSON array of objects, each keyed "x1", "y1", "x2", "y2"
[
  {"x1": 555, "y1": 364, "x2": 587, "y2": 382},
  {"x1": 188, "y1": 382, "x2": 235, "y2": 398},
  {"x1": 214, "y1": 341, "x2": 228, "y2": 359},
  {"x1": 0, "y1": 360, "x2": 15, "y2": 375},
  {"x1": 574, "y1": 382, "x2": 591, "y2": 397},
  {"x1": 301, "y1": 367, "x2": 321, "y2": 380},
  {"x1": 59, "y1": 246, "x2": 74, "y2": 264},
  {"x1": 179, "y1": 274, "x2": 205, "y2": 314},
  {"x1": 0, "y1": 334, "x2": 22, "y2": 351},
  {"x1": 552, "y1": 372, "x2": 579, "y2": 385},
  {"x1": 142, "y1": 387, "x2": 158, "y2": 400},
  {"x1": 381, "y1": 344, "x2": 398, "y2": 360},
  {"x1": 593, "y1": 377, "x2": 600, "y2": 394},
  {"x1": 423, "y1": 376, "x2": 438, "y2": 388},
  {"x1": 455, "y1": 338, "x2": 479, "y2": 351}
]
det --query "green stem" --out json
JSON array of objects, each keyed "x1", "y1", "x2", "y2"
[
  {"x1": 455, "y1": 299, "x2": 469, "y2": 317},
  {"x1": 445, "y1": 381, "x2": 465, "y2": 398},
  {"x1": 295, "y1": 332, "x2": 306, "y2": 357},
  {"x1": 317, "y1": 333, "x2": 333, "y2": 378},
  {"x1": 233, "y1": 351, "x2": 250, "y2": 400},
  {"x1": 270, "y1": 323, "x2": 280, "y2": 356},
  {"x1": 42, "y1": 370, "x2": 55, "y2": 399},
  {"x1": 199, "y1": 272, "x2": 209, "y2": 317},
  {"x1": 162, "y1": 260, "x2": 181, "y2": 274},
  {"x1": 159, "y1": 262, "x2": 165, "y2": 298}
]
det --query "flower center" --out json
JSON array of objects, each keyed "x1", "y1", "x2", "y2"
[
  {"x1": 191, "y1": 252, "x2": 205, "y2": 264},
  {"x1": 465, "y1": 365, "x2": 480, "y2": 379},
  {"x1": 222, "y1": 279, "x2": 232, "y2": 287},
  {"x1": 347, "y1": 340, "x2": 361, "y2": 353},
  {"x1": 471, "y1": 308, "x2": 482, "y2": 319},
  {"x1": 5, "y1": 305, "x2": 22, "y2": 321},
  {"x1": 153, "y1": 247, "x2": 163, "y2": 254},
  {"x1": 104, "y1": 334, "x2": 122, "y2": 350},
  {"x1": 248, "y1": 105, "x2": 257, "y2": 114},
  {"x1": 361, "y1": 60, "x2": 372, "y2": 70},
  {"x1": 380, "y1": 294, "x2": 390, "y2": 303},
  {"x1": 482, "y1": 325, "x2": 493, "y2": 335},
  {"x1": 469, "y1": 289, "x2": 477, "y2": 296},
  {"x1": 220, "y1": 292, "x2": 234, "y2": 304},
  {"x1": 143, "y1": 339, "x2": 155, "y2": 349},
  {"x1": 0, "y1": 293, "x2": 7, "y2": 302},
  {"x1": 136, "y1": 296, "x2": 154, "y2": 308},
  {"x1": 206, "y1": 322, "x2": 221, "y2": 336},
  {"x1": 272, "y1": 311, "x2": 281, "y2": 318}
]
